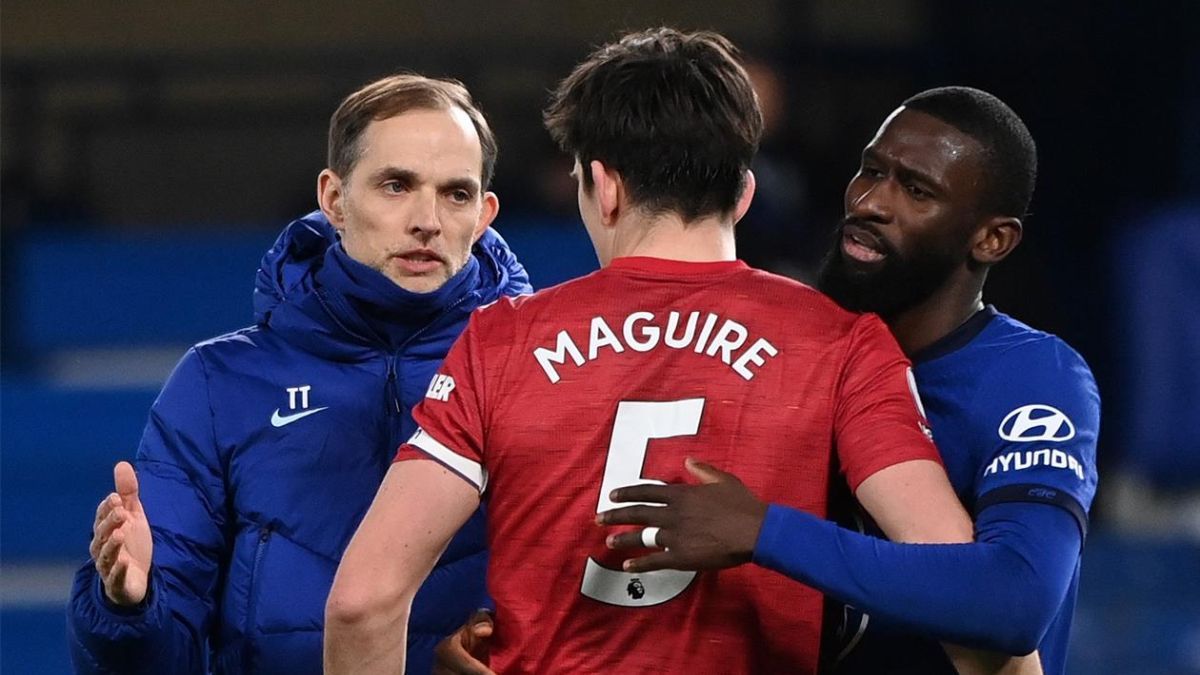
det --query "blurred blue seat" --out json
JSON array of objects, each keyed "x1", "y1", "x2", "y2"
[
  {"x1": 10, "y1": 229, "x2": 278, "y2": 350},
  {"x1": 1, "y1": 377, "x2": 158, "y2": 561}
]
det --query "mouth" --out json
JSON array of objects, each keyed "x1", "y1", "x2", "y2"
[
  {"x1": 391, "y1": 249, "x2": 445, "y2": 275},
  {"x1": 840, "y1": 222, "x2": 889, "y2": 264}
]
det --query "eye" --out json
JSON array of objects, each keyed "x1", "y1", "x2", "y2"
[
  {"x1": 382, "y1": 180, "x2": 408, "y2": 194},
  {"x1": 448, "y1": 189, "x2": 473, "y2": 205},
  {"x1": 860, "y1": 165, "x2": 885, "y2": 179},
  {"x1": 905, "y1": 183, "x2": 931, "y2": 200}
]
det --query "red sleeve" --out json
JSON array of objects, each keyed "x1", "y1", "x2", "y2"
[
  {"x1": 395, "y1": 309, "x2": 491, "y2": 492},
  {"x1": 834, "y1": 313, "x2": 942, "y2": 491}
]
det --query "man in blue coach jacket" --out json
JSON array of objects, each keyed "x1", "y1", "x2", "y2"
[{"x1": 67, "y1": 74, "x2": 531, "y2": 674}]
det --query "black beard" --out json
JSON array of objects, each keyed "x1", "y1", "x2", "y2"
[{"x1": 816, "y1": 223, "x2": 960, "y2": 321}]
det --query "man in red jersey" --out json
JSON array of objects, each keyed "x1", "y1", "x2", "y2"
[{"x1": 325, "y1": 28, "x2": 972, "y2": 675}]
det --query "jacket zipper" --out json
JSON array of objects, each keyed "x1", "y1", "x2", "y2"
[
  {"x1": 386, "y1": 356, "x2": 401, "y2": 415},
  {"x1": 386, "y1": 291, "x2": 480, "y2": 421},
  {"x1": 243, "y1": 525, "x2": 273, "y2": 668}
]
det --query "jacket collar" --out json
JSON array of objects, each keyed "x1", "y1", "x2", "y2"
[
  {"x1": 253, "y1": 211, "x2": 531, "y2": 361},
  {"x1": 315, "y1": 242, "x2": 482, "y2": 351}
]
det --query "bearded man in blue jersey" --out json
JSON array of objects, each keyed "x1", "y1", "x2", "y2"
[
  {"x1": 600, "y1": 87, "x2": 1099, "y2": 675},
  {"x1": 67, "y1": 74, "x2": 531, "y2": 675}
]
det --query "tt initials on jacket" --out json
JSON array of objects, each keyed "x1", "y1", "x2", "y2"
[{"x1": 533, "y1": 310, "x2": 779, "y2": 384}]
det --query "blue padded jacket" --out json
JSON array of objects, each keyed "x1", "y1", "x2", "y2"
[{"x1": 67, "y1": 211, "x2": 531, "y2": 674}]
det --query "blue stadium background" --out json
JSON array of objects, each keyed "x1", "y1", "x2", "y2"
[{"x1": 3, "y1": 2, "x2": 1199, "y2": 673}]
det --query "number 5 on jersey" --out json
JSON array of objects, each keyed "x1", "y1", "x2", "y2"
[{"x1": 581, "y1": 398, "x2": 704, "y2": 607}]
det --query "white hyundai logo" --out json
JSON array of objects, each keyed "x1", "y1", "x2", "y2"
[{"x1": 999, "y1": 404, "x2": 1076, "y2": 442}]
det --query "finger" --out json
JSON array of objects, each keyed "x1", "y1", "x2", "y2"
[
  {"x1": 623, "y1": 550, "x2": 680, "y2": 574},
  {"x1": 597, "y1": 504, "x2": 670, "y2": 527},
  {"x1": 104, "y1": 554, "x2": 129, "y2": 597},
  {"x1": 95, "y1": 530, "x2": 125, "y2": 573},
  {"x1": 469, "y1": 619, "x2": 494, "y2": 639},
  {"x1": 92, "y1": 508, "x2": 127, "y2": 552},
  {"x1": 685, "y1": 457, "x2": 731, "y2": 485},
  {"x1": 609, "y1": 483, "x2": 679, "y2": 505},
  {"x1": 114, "y1": 461, "x2": 140, "y2": 503},
  {"x1": 94, "y1": 493, "x2": 120, "y2": 525},
  {"x1": 608, "y1": 526, "x2": 679, "y2": 550},
  {"x1": 606, "y1": 530, "x2": 645, "y2": 551},
  {"x1": 90, "y1": 503, "x2": 123, "y2": 559},
  {"x1": 434, "y1": 629, "x2": 495, "y2": 675},
  {"x1": 465, "y1": 609, "x2": 495, "y2": 658}
]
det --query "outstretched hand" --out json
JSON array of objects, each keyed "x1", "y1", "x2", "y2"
[
  {"x1": 433, "y1": 609, "x2": 496, "y2": 675},
  {"x1": 597, "y1": 457, "x2": 768, "y2": 573},
  {"x1": 90, "y1": 461, "x2": 153, "y2": 606}
]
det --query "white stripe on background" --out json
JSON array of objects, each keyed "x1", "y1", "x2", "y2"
[{"x1": 0, "y1": 563, "x2": 77, "y2": 608}]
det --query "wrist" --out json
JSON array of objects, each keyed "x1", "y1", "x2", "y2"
[
  {"x1": 751, "y1": 503, "x2": 795, "y2": 567},
  {"x1": 104, "y1": 587, "x2": 145, "y2": 607},
  {"x1": 735, "y1": 500, "x2": 769, "y2": 563},
  {"x1": 101, "y1": 571, "x2": 152, "y2": 612}
]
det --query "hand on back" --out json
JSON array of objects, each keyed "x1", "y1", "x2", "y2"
[
  {"x1": 434, "y1": 609, "x2": 496, "y2": 675},
  {"x1": 599, "y1": 457, "x2": 768, "y2": 572},
  {"x1": 90, "y1": 461, "x2": 153, "y2": 606}
]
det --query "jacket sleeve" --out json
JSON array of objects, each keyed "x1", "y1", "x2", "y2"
[{"x1": 67, "y1": 347, "x2": 229, "y2": 674}]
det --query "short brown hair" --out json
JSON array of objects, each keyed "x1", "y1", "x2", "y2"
[
  {"x1": 328, "y1": 73, "x2": 498, "y2": 188},
  {"x1": 544, "y1": 28, "x2": 762, "y2": 221}
]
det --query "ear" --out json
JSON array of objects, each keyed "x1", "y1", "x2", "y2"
[
  {"x1": 971, "y1": 215, "x2": 1023, "y2": 265},
  {"x1": 317, "y1": 169, "x2": 346, "y2": 228},
  {"x1": 589, "y1": 160, "x2": 622, "y2": 228},
  {"x1": 473, "y1": 191, "x2": 500, "y2": 243},
  {"x1": 731, "y1": 169, "x2": 757, "y2": 225}
]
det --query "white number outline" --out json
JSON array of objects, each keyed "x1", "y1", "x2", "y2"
[{"x1": 580, "y1": 398, "x2": 704, "y2": 607}]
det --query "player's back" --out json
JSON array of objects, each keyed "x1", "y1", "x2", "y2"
[{"x1": 409, "y1": 256, "x2": 931, "y2": 674}]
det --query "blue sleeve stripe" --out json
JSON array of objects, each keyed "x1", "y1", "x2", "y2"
[{"x1": 975, "y1": 484, "x2": 1089, "y2": 538}]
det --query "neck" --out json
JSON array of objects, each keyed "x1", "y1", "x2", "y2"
[
  {"x1": 607, "y1": 211, "x2": 737, "y2": 263},
  {"x1": 887, "y1": 268, "x2": 986, "y2": 356}
]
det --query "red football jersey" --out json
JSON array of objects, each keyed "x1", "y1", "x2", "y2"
[{"x1": 397, "y1": 257, "x2": 939, "y2": 674}]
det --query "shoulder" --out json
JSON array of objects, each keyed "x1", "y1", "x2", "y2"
[
  {"x1": 470, "y1": 269, "x2": 605, "y2": 321},
  {"x1": 193, "y1": 326, "x2": 263, "y2": 353},
  {"x1": 766, "y1": 271, "x2": 864, "y2": 331},
  {"x1": 980, "y1": 314, "x2": 1098, "y2": 396},
  {"x1": 743, "y1": 267, "x2": 850, "y2": 307},
  {"x1": 184, "y1": 325, "x2": 304, "y2": 382},
  {"x1": 964, "y1": 313, "x2": 1100, "y2": 442},
  {"x1": 731, "y1": 267, "x2": 866, "y2": 342},
  {"x1": 473, "y1": 227, "x2": 533, "y2": 297},
  {"x1": 190, "y1": 326, "x2": 274, "y2": 364}
]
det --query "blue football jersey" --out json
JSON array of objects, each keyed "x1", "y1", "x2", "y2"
[{"x1": 827, "y1": 306, "x2": 1100, "y2": 675}]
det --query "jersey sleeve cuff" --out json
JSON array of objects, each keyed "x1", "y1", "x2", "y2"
[
  {"x1": 397, "y1": 428, "x2": 488, "y2": 493},
  {"x1": 752, "y1": 503, "x2": 820, "y2": 574},
  {"x1": 975, "y1": 483, "x2": 1090, "y2": 538}
]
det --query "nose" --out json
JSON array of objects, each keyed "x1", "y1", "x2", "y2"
[
  {"x1": 845, "y1": 177, "x2": 893, "y2": 225},
  {"x1": 409, "y1": 189, "x2": 442, "y2": 238}
]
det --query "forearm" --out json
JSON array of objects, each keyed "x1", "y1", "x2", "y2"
[
  {"x1": 326, "y1": 460, "x2": 479, "y2": 674},
  {"x1": 324, "y1": 597, "x2": 412, "y2": 674},
  {"x1": 753, "y1": 502, "x2": 1079, "y2": 654}
]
